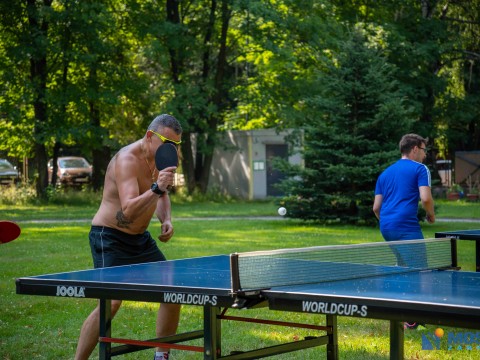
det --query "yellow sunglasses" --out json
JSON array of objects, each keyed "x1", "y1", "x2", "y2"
[{"x1": 149, "y1": 130, "x2": 182, "y2": 146}]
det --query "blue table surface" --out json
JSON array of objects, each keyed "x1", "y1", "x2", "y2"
[
  {"x1": 266, "y1": 270, "x2": 480, "y2": 308},
  {"x1": 30, "y1": 255, "x2": 232, "y2": 290},
  {"x1": 22, "y1": 255, "x2": 480, "y2": 308}
]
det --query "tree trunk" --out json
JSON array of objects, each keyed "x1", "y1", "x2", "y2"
[
  {"x1": 27, "y1": 0, "x2": 52, "y2": 199},
  {"x1": 197, "y1": 0, "x2": 232, "y2": 193}
]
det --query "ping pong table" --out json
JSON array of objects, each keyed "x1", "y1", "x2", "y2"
[
  {"x1": 16, "y1": 238, "x2": 480, "y2": 360},
  {"x1": 435, "y1": 228, "x2": 480, "y2": 272}
]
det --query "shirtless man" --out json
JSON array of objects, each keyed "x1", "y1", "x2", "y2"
[{"x1": 74, "y1": 114, "x2": 182, "y2": 360}]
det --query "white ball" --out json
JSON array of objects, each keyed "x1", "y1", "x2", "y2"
[{"x1": 278, "y1": 207, "x2": 287, "y2": 216}]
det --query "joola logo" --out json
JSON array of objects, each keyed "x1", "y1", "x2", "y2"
[{"x1": 56, "y1": 285, "x2": 85, "y2": 298}]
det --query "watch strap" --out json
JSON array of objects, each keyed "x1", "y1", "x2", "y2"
[{"x1": 151, "y1": 182, "x2": 165, "y2": 196}]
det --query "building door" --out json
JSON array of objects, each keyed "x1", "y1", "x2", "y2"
[{"x1": 266, "y1": 144, "x2": 288, "y2": 196}]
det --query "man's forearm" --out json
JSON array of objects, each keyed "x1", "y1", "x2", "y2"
[{"x1": 156, "y1": 194, "x2": 172, "y2": 223}]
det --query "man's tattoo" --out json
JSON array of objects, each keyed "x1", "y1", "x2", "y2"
[{"x1": 116, "y1": 211, "x2": 132, "y2": 228}]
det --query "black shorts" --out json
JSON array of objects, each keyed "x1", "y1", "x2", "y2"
[{"x1": 89, "y1": 225, "x2": 167, "y2": 268}]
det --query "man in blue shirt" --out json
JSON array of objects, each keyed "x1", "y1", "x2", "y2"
[
  {"x1": 373, "y1": 133, "x2": 435, "y2": 240},
  {"x1": 373, "y1": 133, "x2": 435, "y2": 329}
]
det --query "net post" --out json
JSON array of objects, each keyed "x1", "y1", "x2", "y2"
[
  {"x1": 450, "y1": 238, "x2": 458, "y2": 269},
  {"x1": 230, "y1": 253, "x2": 240, "y2": 293}
]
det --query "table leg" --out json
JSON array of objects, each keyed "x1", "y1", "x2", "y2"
[
  {"x1": 326, "y1": 315, "x2": 338, "y2": 360},
  {"x1": 390, "y1": 320, "x2": 404, "y2": 360},
  {"x1": 203, "y1": 306, "x2": 221, "y2": 360},
  {"x1": 99, "y1": 299, "x2": 112, "y2": 360}
]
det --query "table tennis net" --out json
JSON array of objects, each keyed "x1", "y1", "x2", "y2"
[{"x1": 230, "y1": 238, "x2": 454, "y2": 292}]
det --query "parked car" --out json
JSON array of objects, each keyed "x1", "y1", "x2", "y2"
[
  {"x1": 48, "y1": 156, "x2": 92, "y2": 186},
  {"x1": 0, "y1": 159, "x2": 20, "y2": 185}
]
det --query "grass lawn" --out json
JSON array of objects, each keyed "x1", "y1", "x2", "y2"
[
  {"x1": 1, "y1": 198, "x2": 479, "y2": 221},
  {"x1": 1, "y1": 198, "x2": 479, "y2": 359}
]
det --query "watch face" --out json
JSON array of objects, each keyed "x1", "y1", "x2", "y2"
[{"x1": 151, "y1": 183, "x2": 164, "y2": 195}]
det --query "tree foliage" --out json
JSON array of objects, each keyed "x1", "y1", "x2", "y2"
[
  {"x1": 279, "y1": 27, "x2": 413, "y2": 224},
  {"x1": 274, "y1": 1, "x2": 480, "y2": 223},
  {"x1": 0, "y1": 0, "x2": 479, "y2": 202}
]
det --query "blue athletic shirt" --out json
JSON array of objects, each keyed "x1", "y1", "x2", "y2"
[{"x1": 375, "y1": 159, "x2": 431, "y2": 232}]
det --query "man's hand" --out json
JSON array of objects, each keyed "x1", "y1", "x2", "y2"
[
  {"x1": 156, "y1": 166, "x2": 177, "y2": 191},
  {"x1": 426, "y1": 213, "x2": 435, "y2": 224},
  {"x1": 158, "y1": 220, "x2": 174, "y2": 242}
]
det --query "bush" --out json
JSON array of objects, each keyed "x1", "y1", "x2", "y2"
[
  {"x1": 45, "y1": 185, "x2": 101, "y2": 206},
  {"x1": 0, "y1": 182, "x2": 101, "y2": 206},
  {"x1": 0, "y1": 182, "x2": 37, "y2": 205}
]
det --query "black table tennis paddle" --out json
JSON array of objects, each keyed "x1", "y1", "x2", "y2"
[
  {"x1": 0, "y1": 221, "x2": 21, "y2": 244},
  {"x1": 155, "y1": 143, "x2": 178, "y2": 171}
]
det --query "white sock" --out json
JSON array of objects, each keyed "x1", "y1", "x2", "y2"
[{"x1": 154, "y1": 351, "x2": 170, "y2": 360}]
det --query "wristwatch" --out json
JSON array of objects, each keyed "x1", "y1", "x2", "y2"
[{"x1": 151, "y1": 182, "x2": 165, "y2": 196}]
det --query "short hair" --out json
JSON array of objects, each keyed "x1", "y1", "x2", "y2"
[
  {"x1": 399, "y1": 133, "x2": 428, "y2": 155},
  {"x1": 148, "y1": 114, "x2": 183, "y2": 135}
]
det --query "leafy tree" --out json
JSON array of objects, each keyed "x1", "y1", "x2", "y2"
[
  {"x1": 60, "y1": 0, "x2": 152, "y2": 190},
  {"x1": 1, "y1": 0, "x2": 154, "y2": 194},
  {"x1": 0, "y1": 2, "x2": 36, "y2": 161},
  {"x1": 330, "y1": 1, "x2": 480, "y2": 158},
  {"x1": 225, "y1": 0, "x2": 341, "y2": 131},
  {"x1": 1, "y1": 0, "x2": 479, "y2": 201},
  {"x1": 129, "y1": 0, "x2": 248, "y2": 193},
  {"x1": 280, "y1": 27, "x2": 414, "y2": 224},
  {"x1": 433, "y1": 0, "x2": 480, "y2": 155}
]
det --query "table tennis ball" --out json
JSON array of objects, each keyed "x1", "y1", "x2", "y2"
[{"x1": 278, "y1": 207, "x2": 287, "y2": 216}]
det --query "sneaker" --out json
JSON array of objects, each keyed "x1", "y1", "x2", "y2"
[{"x1": 154, "y1": 352, "x2": 169, "y2": 360}]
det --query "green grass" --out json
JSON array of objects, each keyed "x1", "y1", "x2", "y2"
[
  {"x1": 0, "y1": 199, "x2": 277, "y2": 221},
  {"x1": 0, "y1": 197, "x2": 479, "y2": 221},
  {"x1": 434, "y1": 199, "x2": 480, "y2": 219},
  {"x1": 1, "y1": 198, "x2": 479, "y2": 359}
]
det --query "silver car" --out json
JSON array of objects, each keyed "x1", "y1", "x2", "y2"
[
  {"x1": 0, "y1": 159, "x2": 20, "y2": 185},
  {"x1": 48, "y1": 156, "x2": 92, "y2": 186}
]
